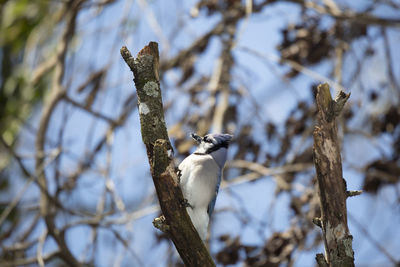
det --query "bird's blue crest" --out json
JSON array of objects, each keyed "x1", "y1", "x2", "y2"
[
  {"x1": 208, "y1": 133, "x2": 233, "y2": 145},
  {"x1": 191, "y1": 133, "x2": 233, "y2": 154}
]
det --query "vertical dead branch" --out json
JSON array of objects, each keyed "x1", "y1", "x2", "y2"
[
  {"x1": 312, "y1": 83, "x2": 354, "y2": 267},
  {"x1": 120, "y1": 42, "x2": 215, "y2": 266}
]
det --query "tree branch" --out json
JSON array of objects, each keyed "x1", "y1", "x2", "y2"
[
  {"x1": 120, "y1": 42, "x2": 215, "y2": 266},
  {"x1": 313, "y1": 83, "x2": 355, "y2": 267},
  {"x1": 35, "y1": 1, "x2": 84, "y2": 266}
]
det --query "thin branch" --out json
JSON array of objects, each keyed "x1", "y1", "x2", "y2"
[
  {"x1": 64, "y1": 95, "x2": 116, "y2": 125},
  {"x1": 237, "y1": 46, "x2": 346, "y2": 93},
  {"x1": 0, "y1": 138, "x2": 60, "y2": 227},
  {"x1": 0, "y1": 251, "x2": 60, "y2": 267},
  {"x1": 65, "y1": 92, "x2": 137, "y2": 188},
  {"x1": 34, "y1": 1, "x2": 84, "y2": 266},
  {"x1": 225, "y1": 160, "x2": 313, "y2": 188},
  {"x1": 211, "y1": 21, "x2": 236, "y2": 133},
  {"x1": 36, "y1": 229, "x2": 48, "y2": 267},
  {"x1": 348, "y1": 213, "x2": 399, "y2": 265},
  {"x1": 296, "y1": 0, "x2": 400, "y2": 27},
  {"x1": 109, "y1": 228, "x2": 143, "y2": 266},
  {"x1": 382, "y1": 28, "x2": 400, "y2": 98}
]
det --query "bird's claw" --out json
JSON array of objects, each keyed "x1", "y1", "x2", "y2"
[{"x1": 180, "y1": 198, "x2": 193, "y2": 209}]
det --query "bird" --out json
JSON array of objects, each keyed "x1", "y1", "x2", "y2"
[{"x1": 178, "y1": 133, "x2": 233, "y2": 241}]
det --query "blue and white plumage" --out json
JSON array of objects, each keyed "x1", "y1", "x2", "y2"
[{"x1": 178, "y1": 133, "x2": 233, "y2": 240}]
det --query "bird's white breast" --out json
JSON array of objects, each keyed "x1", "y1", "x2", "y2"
[
  {"x1": 178, "y1": 153, "x2": 221, "y2": 240},
  {"x1": 179, "y1": 154, "x2": 220, "y2": 208}
]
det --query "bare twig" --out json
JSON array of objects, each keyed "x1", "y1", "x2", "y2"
[
  {"x1": 0, "y1": 137, "x2": 60, "y2": 227},
  {"x1": 211, "y1": 22, "x2": 236, "y2": 133},
  {"x1": 382, "y1": 28, "x2": 400, "y2": 98},
  {"x1": 64, "y1": 95, "x2": 116, "y2": 125},
  {"x1": 226, "y1": 160, "x2": 313, "y2": 188},
  {"x1": 0, "y1": 251, "x2": 60, "y2": 267},
  {"x1": 348, "y1": 213, "x2": 399, "y2": 265},
  {"x1": 298, "y1": 0, "x2": 400, "y2": 27},
  {"x1": 237, "y1": 46, "x2": 346, "y2": 93},
  {"x1": 36, "y1": 229, "x2": 48, "y2": 267}
]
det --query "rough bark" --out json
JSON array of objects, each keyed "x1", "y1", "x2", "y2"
[
  {"x1": 312, "y1": 83, "x2": 355, "y2": 267},
  {"x1": 120, "y1": 42, "x2": 215, "y2": 267}
]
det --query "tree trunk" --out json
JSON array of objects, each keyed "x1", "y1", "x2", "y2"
[
  {"x1": 313, "y1": 83, "x2": 355, "y2": 267},
  {"x1": 120, "y1": 42, "x2": 215, "y2": 267}
]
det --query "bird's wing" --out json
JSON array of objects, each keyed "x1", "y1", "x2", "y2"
[
  {"x1": 178, "y1": 155, "x2": 192, "y2": 187},
  {"x1": 207, "y1": 172, "x2": 221, "y2": 218}
]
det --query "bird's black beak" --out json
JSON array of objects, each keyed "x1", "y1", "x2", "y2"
[{"x1": 190, "y1": 133, "x2": 202, "y2": 143}]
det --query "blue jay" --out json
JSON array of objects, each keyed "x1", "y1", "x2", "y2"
[{"x1": 178, "y1": 133, "x2": 233, "y2": 240}]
